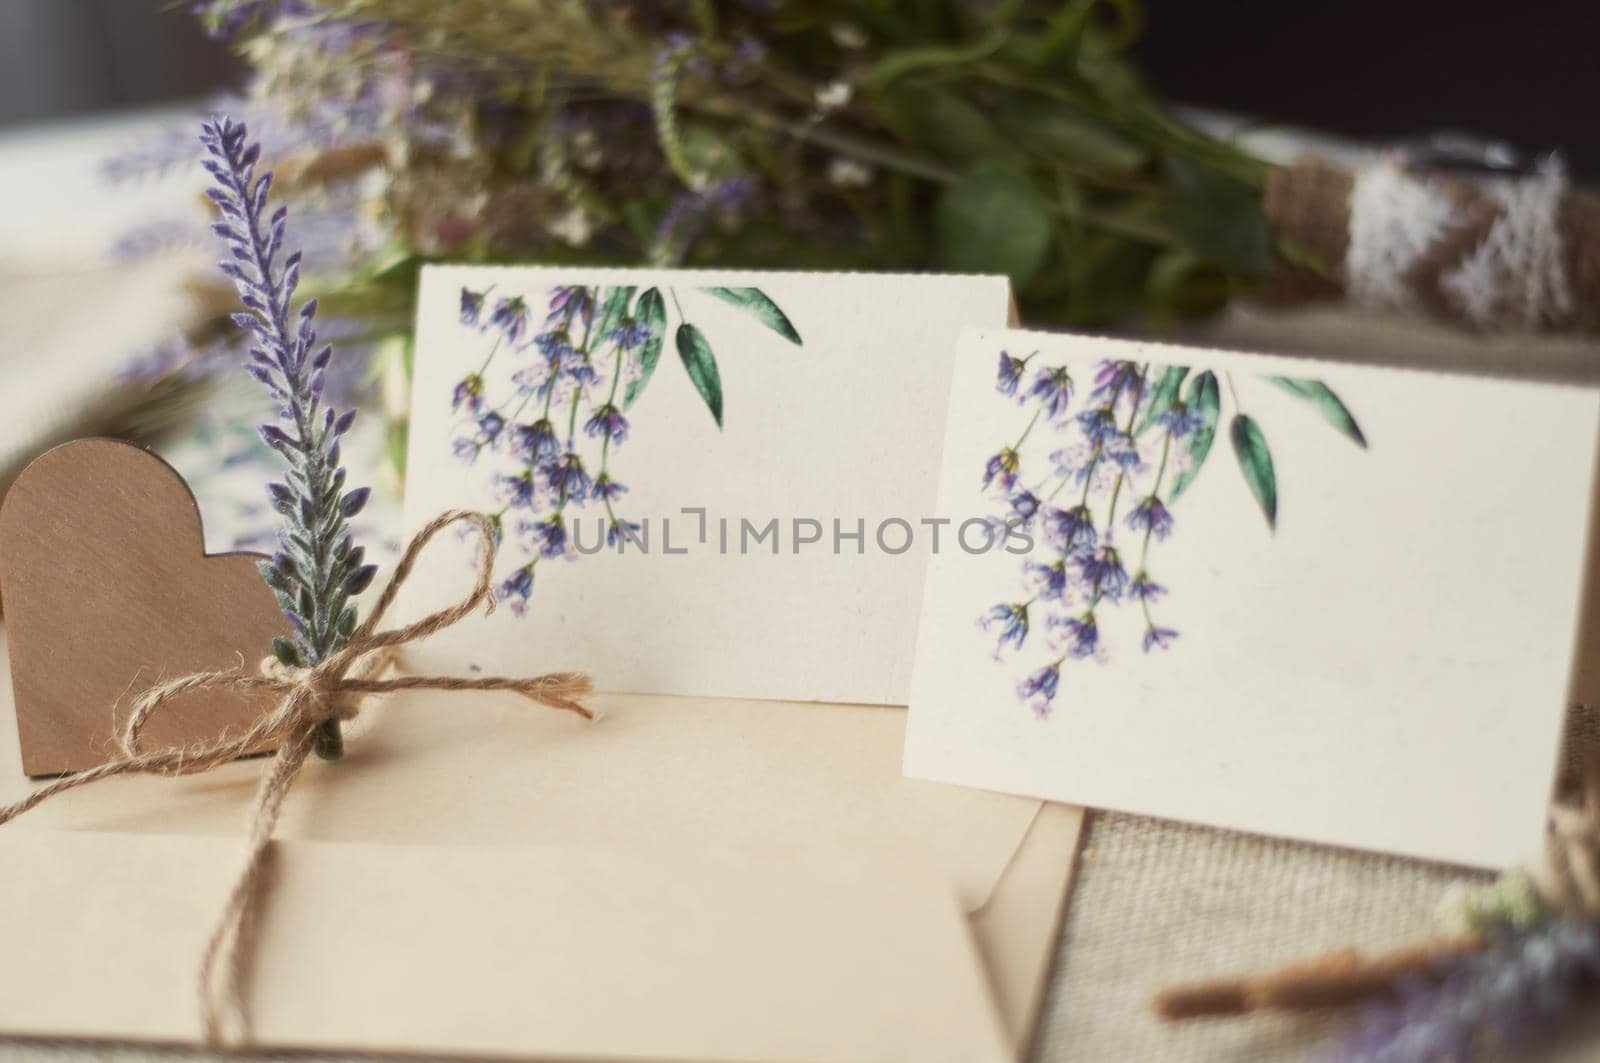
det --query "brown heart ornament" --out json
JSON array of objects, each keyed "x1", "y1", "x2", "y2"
[{"x1": 0, "y1": 439, "x2": 288, "y2": 776}]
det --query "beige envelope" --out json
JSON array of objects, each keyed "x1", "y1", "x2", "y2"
[{"x1": 0, "y1": 635, "x2": 1083, "y2": 1060}]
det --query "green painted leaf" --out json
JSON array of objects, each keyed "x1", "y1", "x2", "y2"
[
  {"x1": 676, "y1": 322, "x2": 724, "y2": 428},
  {"x1": 1168, "y1": 370, "x2": 1219, "y2": 501},
  {"x1": 934, "y1": 161, "x2": 1055, "y2": 286},
  {"x1": 623, "y1": 288, "x2": 667, "y2": 409},
  {"x1": 700, "y1": 287, "x2": 803, "y2": 344},
  {"x1": 1230, "y1": 414, "x2": 1277, "y2": 530},
  {"x1": 594, "y1": 285, "x2": 636, "y2": 342},
  {"x1": 1136, "y1": 365, "x2": 1188, "y2": 436},
  {"x1": 1266, "y1": 376, "x2": 1367, "y2": 448}
]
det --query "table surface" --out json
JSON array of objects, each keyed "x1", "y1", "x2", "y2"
[{"x1": 3, "y1": 110, "x2": 1600, "y2": 1063}]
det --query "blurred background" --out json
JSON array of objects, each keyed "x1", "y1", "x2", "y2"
[{"x1": 3, "y1": 1, "x2": 1595, "y2": 176}]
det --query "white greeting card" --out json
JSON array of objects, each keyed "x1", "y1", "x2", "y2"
[
  {"x1": 904, "y1": 328, "x2": 1600, "y2": 868},
  {"x1": 399, "y1": 266, "x2": 1012, "y2": 704}
]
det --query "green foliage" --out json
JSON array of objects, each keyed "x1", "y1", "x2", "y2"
[
  {"x1": 1229, "y1": 413, "x2": 1277, "y2": 530},
  {"x1": 1169, "y1": 370, "x2": 1219, "y2": 501},
  {"x1": 936, "y1": 162, "x2": 1055, "y2": 284},
  {"x1": 1266, "y1": 376, "x2": 1368, "y2": 448},
  {"x1": 675, "y1": 322, "x2": 724, "y2": 427}
]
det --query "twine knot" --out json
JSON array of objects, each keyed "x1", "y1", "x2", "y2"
[{"x1": 0, "y1": 509, "x2": 592, "y2": 1045}]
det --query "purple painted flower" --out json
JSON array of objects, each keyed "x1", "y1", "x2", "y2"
[
  {"x1": 1027, "y1": 559, "x2": 1070, "y2": 601},
  {"x1": 476, "y1": 410, "x2": 506, "y2": 445},
  {"x1": 1053, "y1": 613, "x2": 1100, "y2": 659},
  {"x1": 534, "y1": 329, "x2": 573, "y2": 363},
  {"x1": 1041, "y1": 504, "x2": 1097, "y2": 552},
  {"x1": 607, "y1": 518, "x2": 643, "y2": 548},
  {"x1": 489, "y1": 296, "x2": 531, "y2": 343},
  {"x1": 509, "y1": 418, "x2": 559, "y2": 460},
  {"x1": 983, "y1": 446, "x2": 1020, "y2": 491},
  {"x1": 592, "y1": 474, "x2": 626, "y2": 501},
  {"x1": 610, "y1": 318, "x2": 652, "y2": 351},
  {"x1": 981, "y1": 602, "x2": 1029, "y2": 652},
  {"x1": 996, "y1": 351, "x2": 1029, "y2": 397},
  {"x1": 542, "y1": 451, "x2": 593, "y2": 502},
  {"x1": 452, "y1": 373, "x2": 484, "y2": 413},
  {"x1": 1017, "y1": 661, "x2": 1060, "y2": 703},
  {"x1": 533, "y1": 514, "x2": 567, "y2": 557},
  {"x1": 1142, "y1": 626, "x2": 1178, "y2": 652},
  {"x1": 498, "y1": 564, "x2": 534, "y2": 608},
  {"x1": 1076, "y1": 407, "x2": 1120, "y2": 445},
  {"x1": 1029, "y1": 366, "x2": 1074, "y2": 419},
  {"x1": 1009, "y1": 490, "x2": 1041, "y2": 521},
  {"x1": 546, "y1": 285, "x2": 594, "y2": 329},
  {"x1": 501, "y1": 470, "x2": 537, "y2": 509},
  {"x1": 459, "y1": 286, "x2": 488, "y2": 327},
  {"x1": 584, "y1": 402, "x2": 628, "y2": 444},
  {"x1": 1091, "y1": 360, "x2": 1140, "y2": 404},
  {"x1": 1126, "y1": 495, "x2": 1173, "y2": 539},
  {"x1": 1129, "y1": 572, "x2": 1166, "y2": 601},
  {"x1": 1076, "y1": 546, "x2": 1128, "y2": 602},
  {"x1": 1158, "y1": 402, "x2": 1208, "y2": 438},
  {"x1": 1101, "y1": 433, "x2": 1142, "y2": 471}
]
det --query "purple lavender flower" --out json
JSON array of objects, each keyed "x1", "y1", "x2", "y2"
[
  {"x1": 1029, "y1": 366, "x2": 1074, "y2": 420},
  {"x1": 1091, "y1": 359, "x2": 1141, "y2": 405},
  {"x1": 982, "y1": 602, "x2": 1029, "y2": 653},
  {"x1": 533, "y1": 515, "x2": 568, "y2": 558},
  {"x1": 489, "y1": 295, "x2": 531, "y2": 343},
  {"x1": 1158, "y1": 402, "x2": 1207, "y2": 438},
  {"x1": 1053, "y1": 613, "x2": 1100, "y2": 659},
  {"x1": 610, "y1": 318, "x2": 652, "y2": 351},
  {"x1": 1077, "y1": 407, "x2": 1120, "y2": 445},
  {"x1": 996, "y1": 351, "x2": 1029, "y2": 397},
  {"x1": 1142, "y1": 626, "x2": 1178, "y2": 652},
  {"x1": 460, "y1": 286, "x2": 488, "y2": 327},
  {"x1": 476, "y1": 410, "x2": 506, "y2": 445},
  {"x1": 200, "y1": 114, "x2": 373, "y2": 761},
  {"x1": 1009, "y1": 490, "x2": 1041, "y2": 521},
  {"x1": 592, "y1": 474, "x2": 626, "y2": 501},
  {"x1": 1126, "y1": 495, "x2": 1174, "y2": 539},
  {"x1": 1076, "y1": 546, "x2": 1128, "y2": 602},
  {"x1": 1327, "y1": 918, "x2": 1600, "y2": 1063},
  {"x1": 501, "y1": 470, "x2": 538, "y2": 509},
  {"x1": 1129, "y1": 573, "x2": 1166, "y2": 601},
  {"x1": 534, "y1": 329, "x2": 574, "y2": 364},
  {"x1": 546, "y1": 285, "x2": 594, "y2": 330},
  {"x1": 983, "y1": 446, "x2": 1020, "y2": 491},
  {"x1": 607, "y1": 518, "x2": 643, "y2": 548},
  {"x1": 510, "y1": 418, "x2": 559, "y2": 460},
  {"x1": 452, "y1": 373, "x2": 484, "y2": 413},
  {"x1": 1101, "y1": 433, "x2": 1142, "y2": 471},
  {"x1": 1017, "y1": 661, "x2": 1061, "y2": 704},
  {"x1": 584, "y1": 403, "x2": 628, "y2": 444},
  {"x1": 498, "y1": 564, "x2": 535, "y2": 608},
  {"x1": 1027, "y1": 559, "x2": 1070, "y2": 601},
  {"x1": 543, "y1": 451, "x2": 593, "y2": 502},
  {"x1": 1041, "y1": 504, "x2": 1097, "y2": 552}
]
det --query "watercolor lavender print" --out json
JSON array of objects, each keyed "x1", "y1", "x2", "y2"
[
  {"x1": 981, "y1": 353, "x2": 1367, "y2": 719},
  {"x1": 450, "y1": 283, "x2": 802, "y2": 612}
]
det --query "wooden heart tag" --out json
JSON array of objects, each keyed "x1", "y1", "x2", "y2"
[{"x1": 0, "y1": 439, "x2": 288, "y2": 776}]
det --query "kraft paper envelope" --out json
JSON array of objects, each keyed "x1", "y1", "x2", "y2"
[{"x1": 0, "y1": 633, "x2": 1083, "y2": 1059}]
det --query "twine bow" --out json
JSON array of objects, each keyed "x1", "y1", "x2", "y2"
[{"x1": 0, "y1": 509, "x2": 592, "y2": 1045}]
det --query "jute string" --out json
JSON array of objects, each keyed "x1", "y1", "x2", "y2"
[
  {"x1": 0, "y1": 509, "x2": 592, "y2": 1045},
  {"x1": 1154, "y1": 748, "x2": 1600, "y2": 1020}
]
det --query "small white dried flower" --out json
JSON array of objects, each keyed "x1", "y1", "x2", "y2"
[
  {"x1": 548, "y1": 206, "x2": 594, "y2": 247},
  {"x1": 827, "y1": 157, "x2": 872, "y2": 188},
  {"x1": 815, "y1": 80, "x2": 852, "y2": 112}
]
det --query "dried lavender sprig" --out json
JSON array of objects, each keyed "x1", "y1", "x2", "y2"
[
  {"x1": 200, "y1": 115, "x2": 376, "y2": 760},
  {"x1": 1325, "y1": 918, "x2": 1600, "y2": 1063}
]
